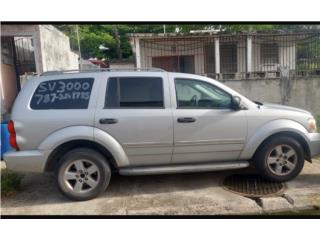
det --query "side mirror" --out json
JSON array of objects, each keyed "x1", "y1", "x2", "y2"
[{"x1": 231, "y1": 96, "x2": 241, "y2": 110}]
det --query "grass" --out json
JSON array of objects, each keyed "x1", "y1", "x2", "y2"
[{"x1": 1, "y1": 169, "x2": 24, "y2": 197}]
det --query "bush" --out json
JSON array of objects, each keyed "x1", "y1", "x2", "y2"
[
  {"x1": 317, "y1": 115, "x2": 320, "y2": 131},
  {"x1": 1, "y1": 170, "x2": 24, "y2": 197}
]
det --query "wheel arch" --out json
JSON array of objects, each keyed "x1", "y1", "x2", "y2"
[
  {"x1": 45, "y1": 139, "x2": 119, "y2": 172},
  {"x1": 40, "y1": 126, "x2": 130, "y2": 172},
  {"x1": 240, "y1": 119, "x2": 311, "y2": 162},
  {"x1": 252, "y1": 131, "x2": 311, "y2": 162}
]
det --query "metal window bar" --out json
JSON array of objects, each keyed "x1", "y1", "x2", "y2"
[{"x1": 138, "y1": 32, "x2": 320, "y2": 80}]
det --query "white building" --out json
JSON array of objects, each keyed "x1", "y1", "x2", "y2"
[
  {"x1": 1, "y1": 24, "x2": 79, "y2": 116},
  {"x1": 129, "y1": 32, "x2": 318, "y2": 80}
]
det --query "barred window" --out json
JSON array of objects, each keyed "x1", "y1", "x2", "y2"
[{"x1": 261, "y1": 43, "x2": 279, "y2": 64}]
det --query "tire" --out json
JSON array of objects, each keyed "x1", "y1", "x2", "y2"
[
  {"x1": 55, "y1": 148, "x2": 111, "y2": 201},
  {"x1": 254, "y1": 136, "x2": 305, "y2": 182}
]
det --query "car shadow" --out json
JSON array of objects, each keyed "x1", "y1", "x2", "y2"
[
  {"x1": 2, "y1": 169, "x2": 320, "y2": 208},
  {"x1": 1, "y1": 169, "x2": 250, "y2": 207}
]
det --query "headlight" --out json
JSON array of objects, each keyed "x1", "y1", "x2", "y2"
[{"x1": 308, "y1": 118, "x2": 317, "y2": 133}]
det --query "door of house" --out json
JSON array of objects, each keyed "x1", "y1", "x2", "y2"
[
  {"x1": 204, "y1": 43, "x2": 216, "y2": 77},
  {"x1": 152, "y1": 55, "x2": 195, "y2": 73},
  {"x1": 14, "y1": 37, "x2": 36, "y2": 76},
  {"x1": 220, "y1": 44, "x2": 237, "y2": 73}
]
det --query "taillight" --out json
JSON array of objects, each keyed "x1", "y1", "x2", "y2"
[{"x1": 8, "y1": 120, "x2": 19, "y2": 151}]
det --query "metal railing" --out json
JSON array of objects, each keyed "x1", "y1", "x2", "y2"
[{"x1": 138, "y1": 31, "x2": 320, "y2": 80}]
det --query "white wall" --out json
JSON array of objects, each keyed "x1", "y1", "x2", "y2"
[
  {"x1": 39, "y1": 25, "x2": 79, "y2": 72},
  {"x1": 1, "y1": 24, "x2": 80, "y2": 73}
]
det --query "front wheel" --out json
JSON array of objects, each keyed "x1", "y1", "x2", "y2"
[
  {"x1": 254, "y1": 136, "x2": 305, "y2": 182},
  {"x1": 55, "y1": 148, "x2": 111, "y2": 201}
]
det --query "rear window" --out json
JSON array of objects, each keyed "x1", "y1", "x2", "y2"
[
  {"x1": 105, "y1": 77, "x2": 164, "y2": 108},
  {"x1": 30, "y1": 78, "x2": 94, "y2": 109}
]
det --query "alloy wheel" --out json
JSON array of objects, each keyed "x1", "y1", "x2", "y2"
[
  {"x1": 266, "y1": 144, "x2": 298, "y2": 176},
  {"x1": 63, "y1": 159, "x2": 100, "y2": 193}
]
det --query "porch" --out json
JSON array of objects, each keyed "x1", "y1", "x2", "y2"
[{"x1": 130, "y1": 32, "x2": 320, "y2": 80}]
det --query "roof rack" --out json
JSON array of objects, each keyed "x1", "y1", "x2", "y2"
[{"x1": 40, "y1": 68, "x2": 166, "y2": 76}]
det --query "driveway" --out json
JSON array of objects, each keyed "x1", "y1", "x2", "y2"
[{"x1": 1, "y1": 159, "x2": 320, "y2": 215}]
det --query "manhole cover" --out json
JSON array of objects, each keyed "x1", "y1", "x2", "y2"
[{"x1": 222, "y1": 174, "x2": 286, "y2": 198}]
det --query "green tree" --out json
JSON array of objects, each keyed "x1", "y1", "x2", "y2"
[{"x1": 55, "y1": 25, "x2": 116, "y2": 59}]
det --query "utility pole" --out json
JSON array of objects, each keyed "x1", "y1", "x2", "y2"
[
  {"x1": 76, "y1": 25, "x2": 82, "y2": 70},
  {"x1": 163, "y1": 24, "x2": 166, "y2": 34},
  {"x1": 112, "y1": 25, "x2": 122, "y2": 60}
]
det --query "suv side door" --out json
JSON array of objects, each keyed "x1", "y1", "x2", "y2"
[
  {"x1": 169, "y1": 75, "x2": 247, "y2": 164},
  {"x1": 94, "y1": 72, "x2": 174, "y2": 166}
]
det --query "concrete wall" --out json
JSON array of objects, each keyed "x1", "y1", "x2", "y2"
[
  {"x1": 221, "y1": 77, "x2": 320, "y2": 116},
  {"x1": 1, "y1": 24, "x2": 79, "y2": 73},
  {"x1": 38, "y1": 25, "x2": 79, "y2": 71},
  {"x1": 0, "y1": 63, "x2": 18, "y2": 114},
  {"x1": 1, "y1": 24, "x2": 79, "y2": 116}
]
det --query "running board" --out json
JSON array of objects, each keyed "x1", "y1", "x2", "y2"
[{"x1": 119, "y1": 161, "x2": 250, "y2": 176}]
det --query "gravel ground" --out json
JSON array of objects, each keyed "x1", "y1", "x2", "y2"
[{"x1": 1, "y1": 159, "x2": 320, "y2": 215}]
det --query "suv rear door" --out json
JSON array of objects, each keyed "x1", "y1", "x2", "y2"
[
  {"x1": 169, "y1": 74, "x2": 247, "y2": 164},
  {"x1": 94, "y1": 72, "x2": 173, "y2": 166}
]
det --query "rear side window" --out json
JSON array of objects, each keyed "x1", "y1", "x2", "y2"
[
  {"x1": 30, "y1": 78, "x2": 94, "y2": 109},
  {"x1": 105, "y1": 77, "x2": 164, "y2": 108}
]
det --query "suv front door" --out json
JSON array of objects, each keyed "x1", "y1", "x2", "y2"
[
  {"x1": 171, "y1": 77, "x2": 247, "y2": 164},
  {"x1": 95, "y1": 73, "x2": 173, "y2": 166}
]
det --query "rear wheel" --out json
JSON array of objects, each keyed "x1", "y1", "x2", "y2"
[
  {"x1": 254, "y1": 136, "x2": 305, "y2": 182},
  {"x1": 56, "y1": 148, "x2": 111, "y2": 201}
]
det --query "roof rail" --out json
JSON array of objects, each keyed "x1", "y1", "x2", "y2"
[{"x1": 40, "y1": 68, "x2": 166, "y2": 76}]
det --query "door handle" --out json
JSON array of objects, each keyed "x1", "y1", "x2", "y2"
[
  {"x1": 177, "y1": 117, "x2": 196, "y2": 123},
  {"x1": 99, "y1": 118, "x2": 118, "y2": 124}
]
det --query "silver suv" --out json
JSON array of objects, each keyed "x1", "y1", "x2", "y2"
[{"x1": 4, "y1": 69, "x2": 320, "y2": 200}]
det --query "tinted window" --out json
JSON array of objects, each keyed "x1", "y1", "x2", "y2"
[
  {"x1": 30, "y1": 78, "x2": 94, "y2": 109},
  {"x1": 175, "y1": 78, "x2": 231, "y2": 109},
  {"x1": 105, "y1": 77, "x2": 163, "y2": 108}
]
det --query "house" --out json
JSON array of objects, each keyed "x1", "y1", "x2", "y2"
[
  {"x1": 128, "y1": 31, "x2": 320, "y2": 80},
  {"x1": 1, "y1": 24, "x2": 79, "y2": 116}
]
